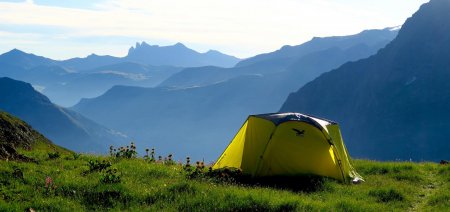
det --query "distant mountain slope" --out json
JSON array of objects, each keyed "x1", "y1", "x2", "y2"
[
  {"x1": 236, "y1": 27, "x2": 399, "y2": 68},
  {"x1": 125, "y1": 42, "x2": 240, "y2": 68},
  {"x1": 73, "y1": 27, "x2": 400, "y2": 160},
  {"x1": 0, "y1": 49, "x2": 60, "y2": 84},
  {"x1": 41, "y1": 62, "x2": 183, "y2": 106},
  {"x1": 0, "y1": 42, "x2": 239, "y2": 106},
  {"x1": 0, "y1": 111, "x2": 69, "y2": 160},
  {"x1": 280, "y1": 0, "x2": 450, "y2": 161},
  {"x1": 73, "y1": 75, "x2": 279, "y2": 160},
  {"x1": 0, "y1": 77, "x2": 126, "y2": 152},
  {"x1": 159, "y1": 28, "x2": 398, "y2": 88},
  {"x1": 0, "y1": 49, "x2": 56, "y2": 70},
  {"x1": 72, "y1": 36, "x2": 395, "y2": 160},
  {"x1": 0, "y1": 50, "x2": 184, "y2": 106},
  {"x1": 57, "y1": 42, "x2": 240, "y2": 70},
  {"x1": 58, "y1": 54, "x2": 121, "y2": 72}
]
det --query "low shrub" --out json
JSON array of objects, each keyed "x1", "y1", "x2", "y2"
[
  {"x1": 88, "y1": 160, "x2": 112, "y2": 172},
  {"x1": 48, "y1": 152, "x2": 60, "y2": 159},
  {"x1": 100, "y1": 168, "x2": 121, "y2": 184}
]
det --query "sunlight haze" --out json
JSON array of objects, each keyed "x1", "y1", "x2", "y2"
[{"x1": 0, "y1": 0, "x2": 428, "y2": 59}]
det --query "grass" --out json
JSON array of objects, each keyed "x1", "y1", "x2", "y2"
[{"x1": 0, "y1": 148, "x2": 449, "y2": 211}]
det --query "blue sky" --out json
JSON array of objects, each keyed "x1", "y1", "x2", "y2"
[{"x1": 0, "y1": 0, "x2": 428, "y2": 59}]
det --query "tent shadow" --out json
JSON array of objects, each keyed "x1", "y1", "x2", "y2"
[{"x1": 207, "y1": 168, "x2": 331, "y2": 193}]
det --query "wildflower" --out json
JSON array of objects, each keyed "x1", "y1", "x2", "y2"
[
  {"x1": 109, "y1": 145, "x2": 114, "y2": 156},
  {"x1": 144, "y1": 148, "x2": 150, "y2": 159},
  {"x1": 186, "y1": 157, "x2": 191, "y2": 168},
  {"x1": 45, "y1": 176, "x2": 53, "y2": 189},
  {"x1": 151, "y1": 148, "x2": 155, "y2": 161}
]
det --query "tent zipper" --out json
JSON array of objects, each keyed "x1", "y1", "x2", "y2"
[{"x1": 253, "y1": 127, "x2": 278, "y2": 176}]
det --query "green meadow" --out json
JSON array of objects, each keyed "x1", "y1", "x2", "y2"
[{"x1": 0, "y1": 144, "x2": 449, "y2": 212}]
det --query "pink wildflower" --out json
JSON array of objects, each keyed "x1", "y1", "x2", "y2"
[{"x1": 45, "y1": 176, "x2": 53, "y2": 188}]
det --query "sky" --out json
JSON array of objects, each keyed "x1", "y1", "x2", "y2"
[{"x1": 0, "y1": 0, "x2": 429, "y2": 60}]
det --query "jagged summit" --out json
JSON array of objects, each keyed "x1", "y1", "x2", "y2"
[{"x1": 125, "y1": 41, "x2": 240, "y2": 67}]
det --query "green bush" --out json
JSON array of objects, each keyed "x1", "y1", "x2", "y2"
[
  {"x1": 88, "y1": 160, "x2": 112, "y2": 172},
  {"x1": 100, "y1": 168, "x2": 121, "y2": 184},
  {"x1": 72, "y1": 153, "x2": 81, "y2": 160},
  {"x1": 48, "y1": 152, "x2": 60, "y2": 159}
]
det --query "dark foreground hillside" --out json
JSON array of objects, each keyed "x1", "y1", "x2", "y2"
[
  {"x1": 0, "y1": 147, "x2": 449, "y2": 211},
  {"x1": 0, "y1": 111, "x2": 69, "y2": 161}
]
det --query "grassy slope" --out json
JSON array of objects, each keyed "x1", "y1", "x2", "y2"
[
  {"x1": 0, "y1": 111, "x2": 71, "y2": 156},
  {"x1": 0, "y1": 149, "x2": 449, "y2": 212}
]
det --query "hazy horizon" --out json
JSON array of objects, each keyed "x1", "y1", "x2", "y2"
[{"x1": 0, "y1": 0, "x2": 428, "y2": 60}]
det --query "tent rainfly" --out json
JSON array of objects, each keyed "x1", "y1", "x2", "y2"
[{"x1": 213, "y1": 113, "x2": 362, "y2": 183}]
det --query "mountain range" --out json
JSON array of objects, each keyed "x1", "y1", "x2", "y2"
[
  {"x1": 281, "y1": 0, "x2": 450, "y2": 161},
  {"x1": 2, "y1": 0, "x2": 444, "y2": 162},
  {"x1": 72, "y1": 28, "x2": 398, "y2": 160},
  {"x1": 0, "y1": 43, "x2": 239, "y2": 106},
  {"x1": 160, "y1": 28, "x2": 397, "y2": 89}
]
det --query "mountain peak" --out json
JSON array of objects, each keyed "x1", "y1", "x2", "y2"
[
  {"x1": 3, "y1": 48, "x2": 27, "y2": 56},
  {"x1": 125, "y1": 41, "x2": 240, "y2": 67},
  {"x1": 0, "y1": 49, "x2": 55, "y2": 68},
  {"x1": 205, "y1": 49, "x2": 223, "y2": 55},
  {"x1": 173, "y1": 42, "x2": 187, "y2": 48}
]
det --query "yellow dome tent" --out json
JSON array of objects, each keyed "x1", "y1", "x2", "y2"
[{"x1": 213, "y1": 113, "x2": 362, "y2": 183}]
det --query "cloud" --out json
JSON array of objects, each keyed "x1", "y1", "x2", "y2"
[{"x1": 0, "y1": 0, "x2": 428, "y2": 59}]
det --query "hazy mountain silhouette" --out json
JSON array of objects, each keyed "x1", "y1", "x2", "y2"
[
  {"x1": 0, "y1": 49, "x2": 56, "y2": 70},
  {"x1": 236, "y1": 28, "x2": 399, "y2": 68},
  {"x1": 160, "y1": 28, "x2": 398, "y2": 88},
  {"x1": 0, "y1": 42, "x2": 238, "y2": 106},
  {"x1": 59, "y1": 54, "x2": 121, "y2": 72},
  {"x1": 73, "y1": 28, "x2": 398, "y2": 160},
  {"x1": 0, "y1": 52, "x2": 183, "y2": 107},
  {"x1": 0, "y1": 77, "x2": 127, "y2": 152},
  {"x1": 58, "y1": 42, "x2": 239, "y2": 71},
  {"x1": 280, "y1": 0, "x2": 450, "y2": 161},
  {"x1": 41, "y1": 62, "x2": 183, "y2": 106},
  {"x1": 74, "y1": 75, "x2": 278, "y2": 159},
  {"x1": 125, "y1": 42, "x2": 240, "y2": 68}
]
